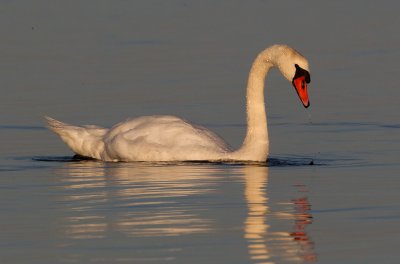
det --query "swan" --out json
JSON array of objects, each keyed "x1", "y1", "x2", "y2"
[{"x1": 46, "y1": 44, "x2": 311, "y2": 162}]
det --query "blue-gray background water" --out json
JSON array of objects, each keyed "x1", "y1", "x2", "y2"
[{"x1": 1, "y1": 1, "x2": 399, "y2": 263}]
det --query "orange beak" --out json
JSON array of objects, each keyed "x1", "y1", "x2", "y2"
[{"x1": 292, "y1": 75, "x2": 310, "y2": 108}]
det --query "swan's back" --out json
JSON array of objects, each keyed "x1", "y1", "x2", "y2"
[{"x1": 103, "y1": 116, "x2": 232, "y2": 161}]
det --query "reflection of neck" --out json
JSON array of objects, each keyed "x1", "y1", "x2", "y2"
[
  {"x1": 243, "y1": 166, "x2": 270, "y2": 260},
  {"x1": 243, "y1": 165, "x2": 317, "y2": 262}
]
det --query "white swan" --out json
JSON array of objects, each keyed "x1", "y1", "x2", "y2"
[{"x1": 46, "y1": 44, "x2": 311, "y2": 162}]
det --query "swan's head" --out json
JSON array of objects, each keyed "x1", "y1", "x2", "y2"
[{"x1": 273, "y1": 45, "x2": 311, "y2": 108}]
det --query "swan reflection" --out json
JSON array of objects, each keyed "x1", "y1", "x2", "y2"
[
  {"x1": 57, "y1": 162, "x2": 108, "y2": 239},
  {"x1": 54, "y1": 161, "x2": 316, "y2": 262},
  {"x1": 243, "y1": 166, "x2": 317, "y2": 263},
  {"x1": 56, "y1": 162, "x2": 219, "y2": 239}
]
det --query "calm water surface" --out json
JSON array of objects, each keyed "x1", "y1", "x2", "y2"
[{"x1": 1, "y1": 1, "x2": 400, "y2": 263}]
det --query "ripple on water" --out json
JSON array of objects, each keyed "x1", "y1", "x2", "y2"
[{"x1": 32, "y1": 154, "x2": 320, "y2": 167}]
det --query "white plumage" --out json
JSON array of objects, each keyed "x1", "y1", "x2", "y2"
[{"x1": 46, "y1": 44, "x2": 311, "y2": 162}]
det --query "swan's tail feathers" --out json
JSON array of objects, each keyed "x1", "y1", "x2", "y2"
[
  {"x1": 45, "y1": 116, "x2": 70, "y2": 134},
  {"x1": 45, "y1": 116, "x2": 108, "y2": 160}
]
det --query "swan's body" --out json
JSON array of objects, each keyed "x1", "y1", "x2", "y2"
[
  {"x1": 46, "y1": 115, "x2": 232, "y2": 161},
  {"x1": 46, "y1": 44, "x2": 311, "y2": 162}
]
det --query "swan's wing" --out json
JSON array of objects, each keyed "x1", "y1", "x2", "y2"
[{"x1": 103, "y1": 116, "x2": 231, "y2": 161}]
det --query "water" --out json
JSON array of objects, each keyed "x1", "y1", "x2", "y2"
[{"x1": 1, "y1": 1, "x2": 400, "y2": 263}]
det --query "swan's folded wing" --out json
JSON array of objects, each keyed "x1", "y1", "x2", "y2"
[{"x1": 102, "y1": 116, "x2": 232, "y2": 161}]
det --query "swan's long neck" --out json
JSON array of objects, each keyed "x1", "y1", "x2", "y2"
[{"x1": 230, "y1": 47, "x2": 279, "y2": 161}]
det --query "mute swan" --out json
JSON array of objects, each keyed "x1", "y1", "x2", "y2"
[{"x1": 46, "y1": 44, "x2": 311, "y2": 162}]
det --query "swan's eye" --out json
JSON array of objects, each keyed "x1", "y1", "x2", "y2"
[{"x1": 293, "y1": 64, "x2": 311, "y2": 84}]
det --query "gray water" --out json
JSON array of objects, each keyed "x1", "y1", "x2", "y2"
[{"x1": 1, "y1": 1, "x2": 399, "y2": 263}]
